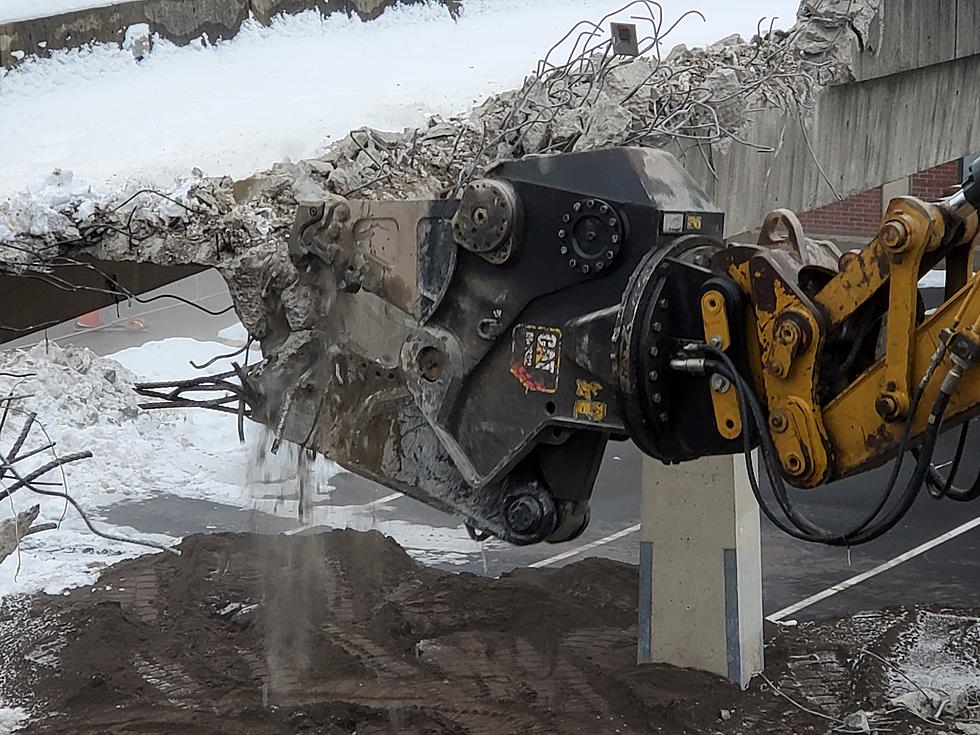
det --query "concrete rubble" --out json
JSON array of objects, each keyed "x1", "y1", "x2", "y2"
[{"x1": 0, "y1": 505, "x2": 44, "y2": 566}]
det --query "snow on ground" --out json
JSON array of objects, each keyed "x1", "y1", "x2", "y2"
[
  {"x1": 110, "y1": 337, "x2": 495, "y2": 565},
  {"x1": 0, "y1": 0, "x2": 801, "y2": 203},
  {"x1": 217, "y1": 321, "x2": 250, "y2": 345},
  {"x1": 889, "y1": 610, "x2": 980, "y2": 695},
  {"x1": 0, "y1": 340, "x2": 249, "y2": 596},
  {"x1": 0, "y1": 707, "x2": 27, "y2": 735},
  {"x1": 0, "y1": 334, "x2": 489, "y2": 598},
  {"x1": 0, "y1": 0, "x2": 120, "y2": 23}
]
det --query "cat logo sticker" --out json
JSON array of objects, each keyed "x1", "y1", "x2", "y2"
[{"x1": 510, "y1": 325, "x2": 561, "y2": 393}]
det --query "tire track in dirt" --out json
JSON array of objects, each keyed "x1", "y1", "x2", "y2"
[{"x1": 8, "y1": 531, "x2": 973, "y2": 735}]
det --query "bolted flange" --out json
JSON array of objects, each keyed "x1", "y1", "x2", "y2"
[{"x1": 557, "y1": 197, "x2": 624, "y2": 273}]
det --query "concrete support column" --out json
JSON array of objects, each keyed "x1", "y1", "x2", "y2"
[
  {"x1": 881, "y1": 176, "x2": 911, "y2": 213},
  {"x1": 638, "y1": 454, "x2": 763, "y2": 688}
]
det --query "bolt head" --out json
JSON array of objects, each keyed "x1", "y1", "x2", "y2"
[
  {"x1": 875, "y1": 394, "x2": 900, "y2": 420},
  {"x1": 334, "y1": 203, "x2": 351, "y2": 222},
  {"x1": 777, "y1": 321, "x2": 800, "y2": 346},
  {"x1": 568, "y1": 258, "x2": 577, "y2": 268},
  {"x1": 558, "y1": 228, "x2": 567, "y2": 239},
  {"x1": 784, "y1": 453, "x2": 805, "y2": 476},
  {"x1": 559, "y1": 245, "x2": 569, "y2": 255},
  {"x1": 648, "y1": 370, "x2": 659, "y2": 382},
  {"x1": 769, "y1": 360, "x2": 785, "y2": 377},
  {"x1": 417, "y1": 346, "x2": 445, "y2": 382},
  {"x1": 506, "y1": 496, "x2": 544, "y2": 535},
  {"x1": 572, "y1": 202, "x2": 582, "y2": 212},
  {"x1": 652, "y1": 322, "x2": 662, "y2": 333},
  {"x1": 878, "y1": 220, "x2": 908, "y2": 250},
  {"x1": 838, "y1": 250, "x2": 860, "y2": 270}
]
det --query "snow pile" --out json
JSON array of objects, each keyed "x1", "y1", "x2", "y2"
[
  {"x1": 0, "y1": 340, "x2": 242, "y2": 596},
  {"x1": 0, "y1": 342, "x2": 142, "y2": 428},
  {"x1": 0, "y1": 170, "x2": 98, "y2": 248}
]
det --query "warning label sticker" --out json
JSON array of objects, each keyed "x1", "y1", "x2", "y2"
[
  {"x1": 510, "y1": 324, "x2": 561, "y2": 394},
  {"x1": 573, "y1": 379, "x2": 608, "y2": 422}
]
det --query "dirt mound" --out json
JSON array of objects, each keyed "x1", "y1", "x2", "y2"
[{"x1": 1, "y1": 530, "x2": 978, "y2": 734}]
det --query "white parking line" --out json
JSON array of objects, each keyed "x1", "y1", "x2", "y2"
[
  {"x1": 283, "y1": 492, "x2": 405, "y2": 535},
  {"x1": 767, "y1": 515, "x2": 980, "y2": 623},
  {"x1": 528, "y1": 523, "x2": 641, "y2": 568},
  {"x1": 359, "y1": 491, "x2": 404, "y2": 510}
]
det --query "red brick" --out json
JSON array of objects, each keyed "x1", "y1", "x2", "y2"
[{"x1": 798, "y1": 160, "x2": 960, "y2": 238}]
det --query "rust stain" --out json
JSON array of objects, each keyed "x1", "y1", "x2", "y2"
[{"x1": 863, "y1": 423, "x2": 895, "y2": 456}]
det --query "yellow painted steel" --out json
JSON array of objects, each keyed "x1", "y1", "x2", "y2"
[
  {"x1": 732, "y1": 196, "x2": 980, "y2": 484},
  {"x1": 823, "y1": 276, "x2": 980, "y2": 476},
  {"x1": 701, "y1": 290, "x2": 742, "y2": 439},
  {"x1": 747, "y1": 268, "x2": 830, "y2": 487}
]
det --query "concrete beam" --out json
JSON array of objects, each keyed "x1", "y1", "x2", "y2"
[
  {"x1": 881, "y1": 176, "x2": 910, "y2": 213},
  {"x1": 638, "y1": 454, "x2": 763, "y2": 688},
  {"x1": 681, "y1": 51, "x2": 980, "y2": 237},
  {"x1": 848, "y1": 0, "x2": 960, "y2": 84},
  {"x1": 957, "y1": 0, "x2": 980, "y2": 58},
  {"x1": 0, "y1": 259, "x2": 207, "y2": 345}
]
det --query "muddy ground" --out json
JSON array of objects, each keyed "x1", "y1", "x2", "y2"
[{"x1": 1, "y1": 530, "x2": 978, "y2": 734}]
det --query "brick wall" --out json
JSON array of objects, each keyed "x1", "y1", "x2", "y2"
[
  {"x1": 797, "y1": 160, "x2": 961, "y2": 239},
  {"x1": 910, "y1": 160, "x2": 961, "y2": 200},
  {"x1": 797, "y1": 186, "x2": 884, "y2": 238}
]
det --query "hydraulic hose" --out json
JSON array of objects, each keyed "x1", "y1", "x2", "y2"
[{"x1": 704, "y1": 348, "x2": 949, "y2": 546}]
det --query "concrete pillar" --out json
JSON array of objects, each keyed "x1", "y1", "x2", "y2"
[
  {"x1": 638, "y1": 453, "x2": 763, "y2": 688},
  {"x1": 881, "y1": 176, "x2": 911, "y2": 213}
]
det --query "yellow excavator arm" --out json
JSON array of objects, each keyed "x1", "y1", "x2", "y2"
[{"x1": 679, "y1": 159, "x2": 980, "y2": 545}]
